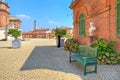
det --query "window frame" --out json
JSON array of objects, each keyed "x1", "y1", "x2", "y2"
[
  {"x1": 79, "y1": 13, "x2": 85, "y2": 37},
  {"x1": 116, "y1": 0, "x2": 120, "y2": 36}
]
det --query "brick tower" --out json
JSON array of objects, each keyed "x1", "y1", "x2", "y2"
[
  {"x1": 0, "y1": 0, "x2": 10, "y2": 40},
  {"x1": 34, "y1": 20, "x2": 37, "y2": 31}
]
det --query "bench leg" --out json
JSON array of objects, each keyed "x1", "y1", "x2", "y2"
[
  {"x1": 95, "y1": 64, "x2": 97, "y2": 73},
  {"x1": 84, "y1": 65, "x2": 86, "y2": 75},
  {"x1": 69, "y1": 56, "x2": 71, "y2": 63}
]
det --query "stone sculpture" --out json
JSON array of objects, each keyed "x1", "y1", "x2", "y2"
[{"x1": 89, "y1": 21, "x2": 96, "y2": 36}]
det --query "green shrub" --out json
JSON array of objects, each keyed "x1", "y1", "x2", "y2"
[
  {"x1": 91, "y1": 38, "x2": 119, "y2": 64},
  {"x1": 8, "y1": 28, "x2": 21, "y2": 38},
  {"x1": 64, "y1": 34, "x2": 72, "y2": 38},
  {"x1": 91, "y1": 38, "x2": 116, "y2": 56},
  {"x1": 97, "y1": 52, "x2": 120, "y2": 64},
  {"x1": 64, "y1": 38, "x2": 80, "y2": 52},
  {"x1": 55, "y1": 28, "x2": 66, "y2": 37}
]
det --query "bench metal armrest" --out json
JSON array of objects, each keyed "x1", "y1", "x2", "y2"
[
  {"x1": 83, "y1": 56, "x2": 97, "y2": 60},
  {"x1": 69, "y1": 50, "x2": 79, "y2": 55}
]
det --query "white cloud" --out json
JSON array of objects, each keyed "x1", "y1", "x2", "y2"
[
  {"x1": 16, "y1": 14, "x2": 31, "y2": 19},
  {"x1": 48, "y1": 20, "x2": 59, "y2": 25}
]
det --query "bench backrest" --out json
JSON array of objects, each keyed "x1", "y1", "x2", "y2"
[{"x1": 79, "y1": 46, "x2": 97, "y2": 57}]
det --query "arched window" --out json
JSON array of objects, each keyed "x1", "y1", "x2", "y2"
[
  {"x1": 79, "y1": 13, "x2": 85, "y2": 37},
  {"x1": 116, "y1": 0, "x2": 120, "y2": 36}
]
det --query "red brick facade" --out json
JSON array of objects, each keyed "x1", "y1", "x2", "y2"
[
  {"x1": 0, "y1": 1, "x2": 9, "y2": 27},
  {"x1": 22, "y1": 26, "x2": 73, "y2": 39},
  {"x1": 9, "y1": 17, "x2": 21, "y2": 29},
  {"x1": 70, "y1": 0, "x2": 120, "y2": 51},
  {"x1": 22, "y1": 28, "x2": 55, "y2": 39},
  {"x1": 0, "y1": 1, "x2": 21, "y2": 28}
]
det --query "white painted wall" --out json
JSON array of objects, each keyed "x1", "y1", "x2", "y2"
[{"x1": 0, "y1": 29, "x2": 6, "y2": 40}]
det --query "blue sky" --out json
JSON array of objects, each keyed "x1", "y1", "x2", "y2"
[{"x1": 6, "y1": 0, "x2": 73, "y2": 32}]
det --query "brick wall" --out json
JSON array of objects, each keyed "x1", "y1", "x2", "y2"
[
  {"x1": 0, "y1": 2, "x2": 9, "y2": 27},
  {"x1": 70, "y1": 0, "x2": 120, "y2": 52}
]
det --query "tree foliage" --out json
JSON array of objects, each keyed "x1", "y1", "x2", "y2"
[
  {"x1": 55, "y1": 28, "x2": 66, "y2": 37},
  {"x1": 8, "y1": 28, "x2": 21, "y2": 38}
]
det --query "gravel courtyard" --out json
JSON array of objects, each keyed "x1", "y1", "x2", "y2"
[{"x1": 0, "y1": 39, "x2": 120, "y2": 80}]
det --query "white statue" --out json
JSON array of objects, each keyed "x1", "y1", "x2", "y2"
[{"x1": 89, "y1": 21, "x2": 96, "y2": 36}]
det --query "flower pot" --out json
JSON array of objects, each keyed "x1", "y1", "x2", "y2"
[
  {"x1": 12, "y1": 38, "x2": 21, "y2": 48},
  {"x1": 60, "y1": 38, "x2": 65, "y2": 47}
]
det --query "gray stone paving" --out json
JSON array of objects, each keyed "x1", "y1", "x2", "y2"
[{"x1": 21, "y1": 46, "x2": 120, "y2": 80}]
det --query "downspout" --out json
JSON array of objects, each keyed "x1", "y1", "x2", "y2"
[{"x1": 108, "y1": 0, "x2": 111, "y2": 40}]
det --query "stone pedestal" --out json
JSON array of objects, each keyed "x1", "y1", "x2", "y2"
[{"x1": 88, "y1": 36, "x2": 97, "y2": 43}]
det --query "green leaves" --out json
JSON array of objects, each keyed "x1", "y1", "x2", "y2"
[
  {"x1": 97, "y1": 53, "x2": 120, "y2": 64},
  {"x1": 55, "y1": 28, "x2": 66, "y2": 37},
  {"x1": 91, "y1": 38, "x2": 120, "y2": 64},
  {"x1": 8, "y1": 28, "x2": 21, "y2": 38},
  {"x1": 91, "y1": 38, "x2": 116, "y2": 56},
  {"x1": 64, "y1": 38, "x2": 80, "y2": 52}
]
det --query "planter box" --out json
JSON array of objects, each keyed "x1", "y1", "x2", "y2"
[
  {"x1": 60, "y1": 38, "x2": 65, "y2": 47},
  {"x1": 12, "y1": 38, "x2": 21, "y2": 48}
]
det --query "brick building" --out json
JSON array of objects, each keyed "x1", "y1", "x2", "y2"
[
  {"x1": 0, "y1": 0, "x2": 21, "y2": 40},
  {"x1": 9, "y1": 17, "x2": 21, "y2": 29},
  {"x1": 70, "y1": 0, "x2": 120, "y2": 51},
  {"x1": 22, "y1": 20, "x2": 73, "y2": 39},
  {"x1": 22, "y1": 26, "x2": 73, "y2": 39},
  {"x1": 22, "y1": 20, "x2": 55, "y2": 39},
  {"x1": 22, "y1": 28, "x2": 54, "y2": 38}
]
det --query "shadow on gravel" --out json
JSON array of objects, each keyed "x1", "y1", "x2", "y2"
[
  {"x1": 0, "y1": 47, "x2": 12, "y2": 49},
  {"x1": 20, "y1": 46, "x2": 83, "y2": 75}
]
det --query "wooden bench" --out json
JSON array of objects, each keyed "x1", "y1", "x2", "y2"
[{"x1": 69, "y1": 46, "x2": 97, "y2": 75}]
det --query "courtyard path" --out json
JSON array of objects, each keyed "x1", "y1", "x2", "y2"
[
  {"x1": 0, "y1": 39, "x2": 82, "y2": 80},
  {"x1": 0, "y1": 39, "x2": 120, "y2": 80}
]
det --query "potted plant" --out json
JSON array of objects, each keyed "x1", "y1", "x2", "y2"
[
  {"x1": 8, "y1": 28, "x2": 22, "y2": 48},
  {"x1": 64, "y1": 38, "x2": 80, "y2": 52},
  {"x1": 55, "y1": 28, "x2": 66, "y2": 48}
]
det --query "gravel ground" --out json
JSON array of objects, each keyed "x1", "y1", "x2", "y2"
[{"x1": 0, "y1": 39, "x2": 120, "y2": 80}]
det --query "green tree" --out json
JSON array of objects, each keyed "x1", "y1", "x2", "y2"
[
  {"x1": 55, "y1": 28, "x2": 66, "y2": 37},
  {"x1": 8, "y1": 28, "x2": 21, "y2": 38},
  {"x1": 55, "y1": 28, "x2": 66, "y2": 48}
]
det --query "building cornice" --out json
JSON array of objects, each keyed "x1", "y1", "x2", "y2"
[
  {"x1": 69, "y1": 0, "x2": 80, "y2": 9},
  {"x1": 9, "y1": 16, "x2": 21, "y2": 23},
  {"x1": 0, "y1": 1, "x2": 9, "y2": 8},
  {"x1": 87, "y1": 6, "x2": 111, "y2": 19},
  {"x1": 0, "y1": 9, "x2": 10, "y2": 14},
  {"x1": 9, "y1": 19, "x2": 21, "y2": 23}
]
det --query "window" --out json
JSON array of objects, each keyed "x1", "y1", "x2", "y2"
[
  {"x1": 116, "y1": 0, "x2": 120, "y2": 36},
  {"x1": 79, "y1": 13, "x2": 85, "y2": 37}
]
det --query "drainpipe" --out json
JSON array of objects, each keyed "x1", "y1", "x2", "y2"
[{"x1": 108, "y1": 0, "x2": 111, "y2": 40}]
